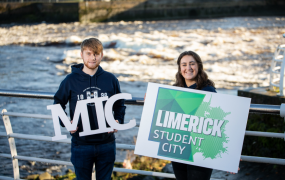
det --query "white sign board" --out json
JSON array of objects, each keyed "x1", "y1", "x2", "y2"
[{"x1": 135, "y1": 83, "x2": 251, "y2": 173}]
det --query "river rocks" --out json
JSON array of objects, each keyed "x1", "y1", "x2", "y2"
[
  {"x1": 25, "y1": 170, "x2": 76, "y2": 180},
  {"x1": 29, "y1": 161, "x2": 36, "y2": 166},
  {"x1": 26, "y1": 174, "x2": 39, "y2": 180},
  {"x1": 38, "y1": 172, "x2": 54, "y2": 180},
  {"x1": 65, "y1": 36, "x2": 82, "y2": 45}
]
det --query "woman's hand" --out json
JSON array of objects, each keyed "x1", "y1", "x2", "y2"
[
  {"x1": 69, "y1": 120, "x2": 78, "y2": 134},
  {"x1": 108, "y1": 120, "x2": 119, "y2": 133}
]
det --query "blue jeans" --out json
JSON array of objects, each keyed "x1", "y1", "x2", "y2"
[{"x1": 71, "y1": 141, "x2": 116, "y2": 180}]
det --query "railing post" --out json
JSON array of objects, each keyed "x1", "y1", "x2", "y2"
[{"x1": 2, "y1": 109, "x2": 20, "y2": 179}]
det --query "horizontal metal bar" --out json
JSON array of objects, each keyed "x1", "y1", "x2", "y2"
[
  {"x1": 2, "y1": 153, "x2": 285, "y2": 172},
  {"x1": 0, "y1": 132, "x2": 6, "y2": 137},
  {"x1": 1, "y1": 131, "x2": 284, "y2": 143},
  {"x1": 273, "y1": 58, "x2": 283, "y2": 62},
  {"x1": 0, "y1": 132, "x2": 136, "y2": 150},
  {"x1": 245, "y1": 131, "x2": 284, "y2": 139},
  {"x1": 0, "y1": 89, "x2": 54, "y2": 100},
  {"x1": 271, "y1": 70, "x2": 279, "y2": 74},
  {"x1": 113, "y1": 167, "x2": 175, "y2": 178},
  {"x1": 1, "y1": 89, "x2": 285, "y2": 115},
  {"x1": 249, "y1": 104, "x2": 281, "y2": 115},
  {"x1": 15, "y1": 155, "x2": 73, "y2": 166},
  {"x1": 241, "y1": 155, "x2": 285, "y2": 165},
  {"x1": 0, "y1": 153, "x2": 12, "y2": 159},
  {"x1": 0, "y1": 175, "x2": 22, "y2": 180},
  {"x1": 1, "y1": 131, "x2": 284, "y2": 152},
  {"x1": 270, "y1": 82, "x2": 280, "y2": 87},
  {"x1": 1, "y1": 106, "x2": 284, "y2": 120},
  {"x1": 0, "y1": 113, "x2": 142, "y2": 125},
  {"x1": 0, "y1": 89, "x2": 144, "y2": 105},
  {"x1": 117, "y1": 144, "x2": 135, "y2": 150},
  {"x1": 2, "y1": 112, "x2": 52, "y2": 119}
]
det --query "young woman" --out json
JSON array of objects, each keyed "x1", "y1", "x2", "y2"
[{"x1": 172, "y1": 51, "x2": 216, "y2": 180}]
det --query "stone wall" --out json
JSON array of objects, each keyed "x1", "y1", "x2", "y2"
[
  {"x1": 0, "y1": 2, "x2": 79, "y2": 23},
  {"x1": 79, "y1": 0, "x2": 285, "y2": 22},
  {"x1": 0, "y1": 0, "x2": 285, "y2": 23}
]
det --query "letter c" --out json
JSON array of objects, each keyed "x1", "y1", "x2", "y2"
[
  {"x1": 104, "y1": 93, "x2": 136, "y2": 130},
  {"x1": 162, "y1": 143, "x2": 169, "y2": 152}
]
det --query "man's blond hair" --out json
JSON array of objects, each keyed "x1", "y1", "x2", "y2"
[{"x1": 81, "y1": 38, "x2": 103, "y2": 55}]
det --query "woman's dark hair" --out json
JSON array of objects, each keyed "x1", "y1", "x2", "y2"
[{"x1": 173, "y1": 51, "x2": 215, "y2": 90}]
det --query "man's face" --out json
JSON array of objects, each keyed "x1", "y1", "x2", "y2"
[{"x1": 80, "y1": 48, "x2": 103, "y2": 70}]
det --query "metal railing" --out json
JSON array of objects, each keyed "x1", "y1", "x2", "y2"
[
  {"x1": 269, "y1": 34, "x2": 285, "y2": 96},
  {"x1": 1, "y1": 89, "x2": 285, "y2": 180}
]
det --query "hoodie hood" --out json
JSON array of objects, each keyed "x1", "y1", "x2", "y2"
[
  {"x1": 71, "y1": 63, "x2": 105, "y2": 86},
  {"x1": 71, "y1": 63, "x2": 105, "y2": 78}
]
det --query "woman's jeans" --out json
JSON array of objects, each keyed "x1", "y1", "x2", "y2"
[
  {"x1": 71, "y1": 141, "x2": 116, "y2": 180},
  {"x1": 172, "y1": 161, "x2": 213, "y2": 180}
]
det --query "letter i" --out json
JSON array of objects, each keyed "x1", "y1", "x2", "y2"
[
  {"x1": 169, "y1": 144, "x2": 172, "y2": 152},
  {"x1": 197, "y1": 117, "x2": 204, "y2": 134},
  {"x1": 163, "y1": 111, "x2": 170, "y2": 127}
]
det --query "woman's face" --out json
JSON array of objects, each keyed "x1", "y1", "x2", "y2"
[{"x1": 180, "y1": 55, "x2": 199, "y2": 82}]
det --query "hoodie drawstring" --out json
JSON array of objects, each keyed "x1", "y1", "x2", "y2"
[{"x1": 89, "y1": 76, "x2": 92, "y2": 89}]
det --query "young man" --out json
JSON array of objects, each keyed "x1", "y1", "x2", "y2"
[{"x1": 54, "y1": 38, "x2": 126, "y2": 180}]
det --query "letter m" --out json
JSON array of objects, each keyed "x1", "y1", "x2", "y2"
[
  {"x1": 167, "y1": 112, "x2": 182, "y2": 130},
  {"x1": 47, "y1": 103, "x2": 85, "y2": 141}
]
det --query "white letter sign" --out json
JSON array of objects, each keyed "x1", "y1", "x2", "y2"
[{"x1": 47, "y1": 93, "x2": 134, "y2": 141}]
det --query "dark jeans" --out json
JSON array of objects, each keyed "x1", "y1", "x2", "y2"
[
  {"x1": 172, "y1": 161, "x2": 213, "y2": 180},
  {"x1": 71, "y1": 141, "x2": 116, "y2": 180}
]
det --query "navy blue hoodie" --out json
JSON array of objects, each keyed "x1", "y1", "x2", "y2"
[
  {"x1": 54, "y1": 63, "x2": 126, "y2": 145},
  {"x1": 186, "y1": 83, "x2": 216, "y2": 93}
]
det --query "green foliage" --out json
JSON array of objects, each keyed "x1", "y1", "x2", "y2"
[{"x1": 242, "y1": 114, "x2": 285, "y2": 158}]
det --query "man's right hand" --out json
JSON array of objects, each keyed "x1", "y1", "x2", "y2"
[{"x1": 70, "y1": 120, "x2": 78, "y2": 134}]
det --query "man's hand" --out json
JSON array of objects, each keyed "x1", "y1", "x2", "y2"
[
  {"x1": 108, "y1": 120, "x2": 119, "y2": 133},
  {"x1": 69, "y1": 120, "x2": 78, "y2": 134}
]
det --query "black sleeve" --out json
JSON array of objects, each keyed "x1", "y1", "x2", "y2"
[
  {"x1": 54, "y1": 78, "x2": 70, "y2": 127},
  {"x1": 113, "y1": 79, "x2": 126, "y2": 124}
]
